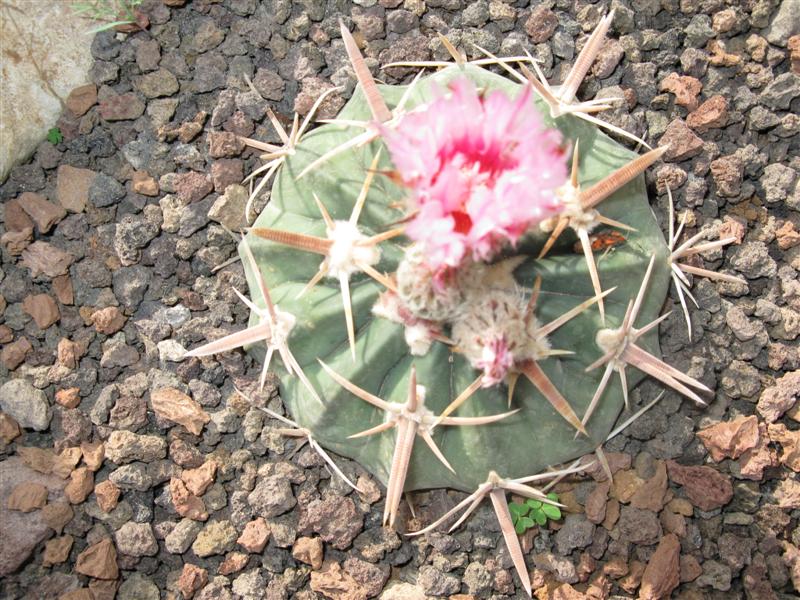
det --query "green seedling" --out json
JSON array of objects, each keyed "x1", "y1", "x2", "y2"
[
  {"x1": 46, "y1": 127, "x2": 63, "y2": 145},
  {"x1": 510, "y1": 493, "x2": 562, "y2": 534}
]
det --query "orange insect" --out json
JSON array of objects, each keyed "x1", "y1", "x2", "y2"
[{"x1": 573, "y1": 230, "x2": 626, "y2": 253}]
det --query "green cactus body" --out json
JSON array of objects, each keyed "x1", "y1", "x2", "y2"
[{"x1": 242, "y1": 64, "x2": 671, "y2": 493}]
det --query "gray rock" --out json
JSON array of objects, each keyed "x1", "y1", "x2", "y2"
[
  {"x1": 533, "y1": 552, "x2": 578, "y2": 583},
  {"x1": 616, "y1": 506, "x2": 662, "y2": 545},
  {"x1": 208, "y1": 184, "x2": 248, "y2": 231},
  {"x1": 89, "y1": 173, "x2": 126, "y2": 208},
  {"x1": 248, "y1": 475, "x2": 296, "y2": 518},
  {"x1": 252, "y1": 68, "x2": 285, "y2": 101},
  {"x1": 115, "y1": 522, "x2": 158, "y2": 557},
  {"x1": 113, "y1": 265, "x2": 151, "y2": 309},
  {"x1": 0, "y1": 379, "x2": 51, "y2": 431},
  {"x1": 555, "y1": 514, "x2": 595, "y2": 555},
  {"x1": 760, "y1": 73, "x2": 800, "y2": 110},
  {"x1": 684, "y1": 14, "x2": 714, "y2": 48},
  {"x1": 157, "y1": 339, "x2": 186, "y2": 362},
  {"x1": 418, "y1": 565, "x2": 460, "y2": 596},
  {"x1": 761, "y1": 163, "x2": 797, "y2": 204},
  {"x1": 115, "y1": 206, "x2": 162, "y2": 266},
  {"x1": 463, "y1": 561, "x2": 492, "y2": 596},
  {"x1": 100, "y1": 335, "x2": 140, "y2": 368},
  {"x1": 765, "y1": 0, "x2": 800, "y2": 46},
  {"x1": 696, "y1": 559, "x2": 732, "y2": 591},
  {"x1": 117, "y1": 573, "x2": 160, "y2": 600},
  {"x1": 729, "y1": 242, "x2": 777, "y2": 279},
  {"x1": 105, "y1": 430, "x2": 167, "y2": 464},
  {"x1": 135, "y1": 69, "x2": 179, "y2": 99},
  {"x1": 109, "y1": 463, "x2": 153, "y2": 491},
  {"x1": 193, "y1": 18, "x2": 225, "y2": 53},
  {"x1": 387, "y1": 9, "x2": 419, "y2": 34},
  {"x1": 195, "y1": 577, "x2": 234, "y2": 600},
  {"x1": 725, "y1": 305, "x2": 764, "y2": 341},
  {"x1": 192, "y1": 519, "x2": 238, "y2": 557},
  {"x1": 165, "y1": 518, "x2": 203, "y2": 554},
  {"x1": 300, "y1": 495, "x2": 363, "y2": 550},
  {"x1": 90, "y1": 384, "x2": 118, "y2": 425},
  {"x1": 232, "y1": 569, "x2": 266, "y2": 600}
]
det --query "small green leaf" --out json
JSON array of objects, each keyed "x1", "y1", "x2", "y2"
[
  {"x1": 542, "y1": 503, "x2": 562, "y2": 521},
  {"x1": 509, "y1": 502, "x2": 530, "y2": 520},
  {"x1": 47, "y1": 128, "x2": 63, "y2": 145},
  {"x1": 515, "y1": 520, "x2": 527, "y2": 534},
  {"x1": 532, "y1": 508, "x2": 547, "y2": 525},
  {"x1": 525, "y1": 499, "x2": 542, "y2": 510},
  {"x1": 546, "y1": 492, "x2": 559, "y2": 502}
]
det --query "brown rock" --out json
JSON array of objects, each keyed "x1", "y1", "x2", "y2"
[
  {"x1": 757, "y1": 370, "x2": 800, "y2": 423},
  {"x1": 55, "y1": 387, "x2": 81, "y2": 409},
  {"x1": 18, "y1": 192, "x2": 66, "y2": 233},
  {"x1": 611, "y1": 469, "x2": 644, "y2": 503},
  {"x1": 3, "y1": 199, "x2": 35, "y2": 232},
  {"x1": 710, "y1": 155, "x2": 744, "y2": 197},
  {"x1": 18, "y1": 446, "x2": 56, "y2": 474},
  {"x1": 776, "y1": 221, "x2": 800, "y2": 250},
  {"x1": 81, "y1": 441, "x2": 105, "y2": 471},
  {"x1": 0, "y1": 413, "x2": 21, "y2": 443},
  {"x1": 207, "y1": 131, "x2": 245, "y2": 158},
  {"x1": 98, "y1": 92, "x2": 146, "y2": 121},
  {"x1": 66, "y1": 84, "x2": 97, "y2": 116},
  {"x1": 170, "y1": 477, "x2": 208, "y2": 521},
  {"x1": 737, "y1": 422, "x2": 778, "y2": 481},
  {"x1": 92, "y1": 306, "x2": 126, "y2": 335},
  {"x1": 88, "y1": 579, "x2": 118, "y2": 600},
  {"x1": 151, "y1": 388, "x2": 210, "y2": 436},
  {"x1": 178, "y1": 563, "x2": 208, "y2": 599},
  {"x1": 697, "y1": 416, "x2": 760, "y2": 462},
  {"x1": 587, "y1": 452, "x2": 631, "y2": 481},
  {"x1": 686, "y1": 95, "x2": 729, "y2": 133},
  {"x1": 95, "y1": 480, "x2": 120, "y2": 513},
  {"x1": 132, "y1": 170, "x2": 159, "y2": 196},
  {"x1": 23, "y1": 293, "x2": 60, "y2": 329},
  {"x1": 211, "y1": 159, "x2": 244, "y2": 193},
  {"x1": 585, "y1": 481, "x2": 609, "y2": 524},
  {"x1": 630, "y1": 461, "x2": 667, "y2": 512},
  {"x1": 768, "y1": 423, "x2": 800, "y2": 472},
  {"x1": 0, "y1": 326, "x2": 12, "y2": 344},
  {"x1": 666, "y1": 498, "x2": 693, "y2": 517},
  {"x1": 639, "y1": 533, "x2": 680, "y2": 600},
  {"x1": 60, "y1": 589, "x2": 94, "y2": 600},
  {"x1": 75, "y1": 537, "x2": 118, "y2": 580},
  {"x1": 43, "y1": 535, "x2": 74, "y2": 566},
  {"x1": 294, "y1": 77, "x2": 345, "y2": 119},
  {"x1": 56, "y1": 165, "x2": 95, "y2": 213},
  {"x1": 237, "y1": 517, "x2": 270, "y2": 553},
  {"x1": 182, "y1": 460, "x2": 217, "y2": 496},
  {"x1": 660, "y1": 73, "x2": 703, "y2": 111},
  {"x1": 2, "y1": 337, "x2": 32, "y2": 370},
  {"x1": 64, "y1": 467, "x2": 94, "y2": 504},
  {"x1": 707, "y1": 39, "x2": 741, "y2": 67},
  {"x1": 603, "y1": 498, "x2": 620, "y2": 530},
  {"x1": 41, "y1": 501, "x2": 73, "y2": 533},
  {"x1": 659, "y1": 119, "x2": 704, "y2": 162},
  {"x1": 175, "y1": 171, "x2": 213, "y2": 203},
  {"x1": 782, "y1": 542, "x2": 800, "y2": 592},
  {"x1": 619, "y1": 561, "x2": 645, "y2": 595},
  {"x1": 219, "y1": 551, "x2": 249, "y2": 575},
  {"x1": 525, "y1": 5, "x2": 558, "y2": 43},
  {"x1": 666, "y1": 461, "x2": 733, "y2": 511},
  {"x1": 774, "y1": 479, "x2": 800, "y2": 509},
  {"x1": 789, "y1": 35, "x2": 800, "y2": 74},
  {"x1": 680, "y1": 555, "x2": 702, "y2": 583},
  {"x1": 57, "y1": 448, "x2": 82, "y2": 473},
  {"x1": 660, "y1": 509, "x2": 686, "y2": 537},
  {"x1": 7, "y1": 481, "x2": 48, "y2": 512},
  {"x1": 719, "y1": 216, "x2": 746, "y2": 245},
  {"x1": 1, "y1": 228, "x2": 32, "y2": 255},
  {"x1": 22, "y1": 241, "x2": 74, "y2": 278},
  {"x1": 57, "y1": 338, "x2": 81, "y2": 369},
  {"x1": 52, "y1": 274, "x2": 74, "y2": 305},
  {"x1": 293, "y1": 536, "x2": 324, "y2": 570},
  {"x1": 310, "y1": 561, "x2": 366, "y2": 600}
]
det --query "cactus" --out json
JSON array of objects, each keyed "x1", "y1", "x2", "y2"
[{"x1": 186, "y1": 19, "x2": 732, "y2": 596}]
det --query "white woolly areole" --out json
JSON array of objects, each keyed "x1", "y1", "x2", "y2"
[
  {"x1": 540, "y1": 183, "x2": 600, "y2": 233},
  {"x1": 397, "y1": 244, "x2": 464, "y2": 321},
  {"x1": 595, "y1": 327, "x2": 627, "y2": 368},
  {"x1": 265, "y1": 306, "x2": 297, "y2": 346},
  {"x1": 404, "y1": 323, "x2": 434, "y2": 356},
  {"x1": 325, "y1": 220, "x2": 380, "y2": 278}
]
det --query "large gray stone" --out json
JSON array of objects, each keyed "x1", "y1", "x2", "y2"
[{"x1": 0, "y1": 378, "x2": 51, "y2": 431}]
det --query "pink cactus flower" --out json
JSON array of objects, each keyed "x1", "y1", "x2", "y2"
[{"x1": 383, "y1": 78, "x2": 568, "y2": 271}]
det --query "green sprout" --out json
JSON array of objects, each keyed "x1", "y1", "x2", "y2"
[
  {"x1": 72, "y1": 0, "x2": 143, "y2": 34},
  {"x1": 509, "y1": 493, "x2": 562, "y2": 534},
  {"x1": 46, "y1": 127, "x2": 63, "y2": 145}
]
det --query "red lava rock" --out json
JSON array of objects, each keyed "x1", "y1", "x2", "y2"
[
  {"x1": 659, "y1": 73, "x2": 703, "y2": 111},
  {"x1": 57, "y1": 338, "x2": 81, "y2": 369},
  {"x1": 18, "y1": 192, "x2": 66, "y2": 233},
  {"x1": 42, "y1": 534, "x2": 73, "y2": 566},
  {"x1": 659, "y1": 119, "x2": 704, "y2": 162},
  {"x1": 218, "y1": 551, "x2": 249, "y2": 575},
  {"x1": 776, "y1": 220, "x2": 800, "y2": 250},
  {"x1": 6, "y1": 481, "x2": 48, "y2": 512},
  {"x1": 718, "y1": 216, "x2": 746, "y2": 244},
  {"x1": 151, "y1": 388, "x2": 210, "y2": 436},
  {"x1": 178, "y1": 563, "x2": 208, "y2": 599},
  {"x1": 3, "y1": 199, "x2": 35, "y2": 232},
  {"x1": 768, "y1": 423, "x2": 800, "y2": 472},
  {"x1": 301, "y1": 495, "x2": 363, "y2": 550},
  {"x1": 56, "y1": 165, "x2": 96, "y2": 213},
  {"x1": 774, "y1": 479, "x2": 800, "y2": 509},
  {"x1": 64, "y1": 467, "x2": 94, "y2": 504},
  {"x1": 789, "y1": 36, "x2": 800, "y2": 75},
  {"x1": 0, "y1": 326, "x2": 12, "y2": 344},
  {"x1": 22, "y1": 241, "x2": 74, "y2": 278},
  {"x1": 22, "y1": 293, "x2": 60, "y2": 329},
  {"x1": 52, "y1": 274, "x2": 74, "y2": 305},
  {"x1": 170, "y1": 477, "x2": 208, "y2": 521},
  {"x1": 55, "y1": 387, "x2": 81, "y2": 409},
  {"x1": 132, "y1": 171, "x2": 159, "y2": 196},
  {"x1": 98, "y1": 92, "x2": 146, "y2": 121},
  {"x1": 2, "y1": 337, "x2": 32, "y2": 370},
  {"x1": 75, "y1": 537, "x2": 118, "y2": 580},
  {"x1": 0, "y1": 413, "x2": 21, "y2": 443},
  {"x1": 237, "y1": 517, "x2": 270, "y2": 553},
  {"x1": 697, "y1": 415, "x2": 760, "y2": 461},
  {"x1": 710, "y1": 155, "x2": 743, "y2": 197},
  {"x1": 95, "y1": 480, "x2": 120, "y2": 513},
  {"x1": 630, "y1": 461, "x2": 668, "y2": 512},
  {"x1": 81, "y1": 441, "x2": 105, "y2": 472},
  {"x1": 686, "y1": 95, "x2": 729, "y2": 133},
  {"x1": 736, "y1": 422, "x2": 777, "y2": 481},
  {"x1": 211, "y1": 159, "x2": 244, "y2": 193},
  {"x1": 782, "y1": 542, "x2": 800, "y2": 592},
  {"x1": 293, "y1": 536, "x2": 324, "y2": 570},
  {"x1": 639, "y1": 533, "x2": 680, "y2": 600},
  {"x1": 207, "y1": 131, "x2": 246, "y2": 158},
  {"x1": 1, "y1": 228, "x2": 32, "y2": 255},
  {"x1": 585, "y1": 481, "x2": 610, "y2": 524},
  {"x1": 175, "y1": 171, "x2": 214, "y2": 203},
  {"x1": 182, "y1": 460, "x2": 217, "y2": 497},
  {"x1": 92, "y1": 306, "x2": 126, "y2": 335},
  {"x1": 757, "y1": 370, "x2": 800, "y2": 423},
  {"x1": 666, "y1": 461, "x2": 733, "y2": 511},
  {"x1": 66, "y1": 84, "x2": 98, "y2": 116},
  {"x1": 525, "y1": 5, "x2": 558, "y2": 43},
  {"x1": 680, "y1": 555, "x2": 703, "y2": 583}
]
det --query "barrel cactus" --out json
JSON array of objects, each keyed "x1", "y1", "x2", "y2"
[{"x1": 186, "y1": 15, "x2": 733, "y2": 596}]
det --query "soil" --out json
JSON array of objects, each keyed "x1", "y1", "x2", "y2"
[{"x1": 0, "y1": 0, "x2": 798, "y2": 599}]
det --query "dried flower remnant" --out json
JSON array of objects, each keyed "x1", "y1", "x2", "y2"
[{"x1": 382, "y1": 78, "x2": 567, "y2": 271}]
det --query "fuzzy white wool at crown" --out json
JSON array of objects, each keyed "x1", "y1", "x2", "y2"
[{"x1": 325, "y1": 220, "x2": 381, "y2": 278}]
